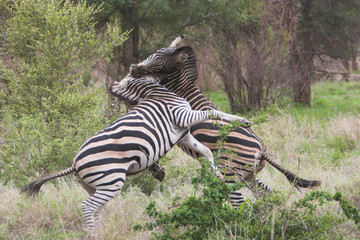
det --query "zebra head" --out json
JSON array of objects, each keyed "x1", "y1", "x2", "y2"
[
  {"x1": 111, "y1": 74, "x2": 162, "y2": 105},
  {"x1": 130, "y1": 35, "x2": 191, "y2": 80}
]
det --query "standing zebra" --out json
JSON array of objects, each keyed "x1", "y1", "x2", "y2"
[
  {"x1": 21, "y1": 75, "x2": 250, "y2": 232},
  {"x1": 128, "y1": 36, "x2": 321, "y2": 207}
]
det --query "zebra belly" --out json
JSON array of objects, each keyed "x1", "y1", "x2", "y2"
[
  {"x1": 76, "y1": 161, "x2": 138, "y2": 188},
  {"x1": 188, "y1": 120, "x2": 265, "y2": 179}
]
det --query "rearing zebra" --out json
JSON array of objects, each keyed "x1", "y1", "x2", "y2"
[
  {"x1": 21, "y1": 74, "x2": 249, "y2": 232},
  {"x1": 128, "y1": 36, "x2": 321, "y2": 206}
]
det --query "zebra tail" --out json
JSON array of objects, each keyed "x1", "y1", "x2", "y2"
[
  {"x1": 21, "y1": 167, "x2": 75, "y2": 197},
  {"x1": 263, "y1": 154, "x2": 321, "y2": 189}
]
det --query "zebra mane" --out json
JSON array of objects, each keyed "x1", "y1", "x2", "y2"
[
  {"x1": 112, "y1": 75, "x2": 177, "y2": 106},
  {"x1": 159, "y1": 45, "x2": 219, "y2": 110},
  {"x1": 161, "y1": 45, "x2": 198, "y2": 86}
]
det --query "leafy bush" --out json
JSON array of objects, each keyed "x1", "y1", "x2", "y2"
[
  {"x1": 135, "y1": 121, "x2": 360, "y2": 239},
  {"x1": 138, "y1": 160, "x2": 360, "y2": 239},
  {"x1": 135, "y1": 157, "x2": 245, "y2": 239},
  {"x1": 0, "y1": 0, "x2": 128, "y2": 184}
]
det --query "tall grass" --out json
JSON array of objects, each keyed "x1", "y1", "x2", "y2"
[{"x1": 1, "y1": 80, "x2": 359, "y2": 239}]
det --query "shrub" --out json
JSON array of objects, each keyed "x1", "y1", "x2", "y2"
[
  {"x1": 139, "y1": 163, "x2": 360, "y2": 239},
  {"x1": 136, "y1": 121, "x2": 360, "y2": 239},
  {"x1": 0, "y1": 0, "x2": 128, "y2": 184},
  {"x1": 136, "y1": 157, "x2": 245, "y2": 239}
]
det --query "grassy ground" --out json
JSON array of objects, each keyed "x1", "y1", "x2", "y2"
[{"x1": 1, "y1": 80, "x2": 359, "y2": 239}]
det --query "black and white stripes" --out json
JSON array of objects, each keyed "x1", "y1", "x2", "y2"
[
  {"x1": 22, "y1": 75, "x2": 249, "y2": 232},
  {"x1": 129, "y1": 37, "x2": 321, "y2": 207}
]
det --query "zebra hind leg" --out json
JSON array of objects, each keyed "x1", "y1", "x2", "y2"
[
  {"x1": 81, "y1": 187, "x2": 122, "y2": 233},
  {"x1": 250, "y1": 178, "x2": 272, "y2": 199},
  {"x1": 225, "y1": 175, "x2": 246, "y2": 209},
  {"x1": 229, "y1": 189, "x2": 245, "y2": 209},
  {"x1": 94, "y1": 204, "x2": 105, "y2": 228},
  {"x1": 228, "y1": 178, "x2": 272, "y2": 209}
]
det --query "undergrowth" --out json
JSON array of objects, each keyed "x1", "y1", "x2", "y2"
[
  {"x1": 137, "y1": 161, "x2": 360, "y2": 239},
  {"x1": 135, "y1": 119, "x2": 360, "y2": 239}
]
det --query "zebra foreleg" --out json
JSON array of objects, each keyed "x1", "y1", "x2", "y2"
[
  {"x1": 209, "y1": 110, "x2": 250, "y2": 127},
  {"x1": 178, "y1": 133, "x2": 223, "y2": 179}
]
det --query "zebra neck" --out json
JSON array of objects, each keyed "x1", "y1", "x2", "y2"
[
  {"x1": 146, "y1": 88, "x2": 178, "y2": 99},
  {"x1": 163, "y1": 81, "x2": 218, "y2": 111}
]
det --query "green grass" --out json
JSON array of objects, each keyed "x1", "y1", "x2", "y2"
[
  {"x1": 204, "y1": 89, "x2": 232, "y2": 113},
  {"x1": 288, "y1": 81, "x2": 360, "y2": 120},
  {"x1": 206, "y1": 80, "x2": 360, "y2": 120}
]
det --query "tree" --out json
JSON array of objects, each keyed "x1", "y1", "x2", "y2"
[
  {"x1": 75, "y1": 0, "x2": 359, "y2": 110},
  {"x1": 286, "y1": 0, "x2": 314, "y2": 105},
  {"x1": 283, "y1": 0, "x2": 360, "y2": 105},
  {"x1": 198, "y1": 0, "x2": 292, "y2": 112},
  {"x1": 0, "y1": 0, "x2": 127, "y2": 184},
  {"x1": 311, "y1": 0, "x2": 360, "y2": 71},
  {"x1": 79, "y1": 0, "x2": 290, "y2": 112},
  {"x1": 79, "y1": 0, "x2": 209, "y2": 83}
]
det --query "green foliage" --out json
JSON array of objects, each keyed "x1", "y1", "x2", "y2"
[
  {"x1": 200, "y1": 0, "x2": 262, "y2": 31},
  {"x1": 0, "y1": 0, "x2": 127, "y2": 184},
  {"x1": 136, "y1": 158, "x2": 244, "y2": 239},
  {"x1": 1, "y1": 0, "x2": 128, "y2": 117},
  {"x1": 0, "y1": 94, "x2": 114, "y2": 184},
  {"x1": 333, "y1": 192, "x2": 360, "y2": 226},
  {"x1": 311, "y1": 0, "x2": 360, "y2": 58},
  {"x1": 139, "y1": 172, "x2": 360, "y2": 239}
]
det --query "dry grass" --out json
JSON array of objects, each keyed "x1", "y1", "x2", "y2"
[
  {"x1": 253, "y1": 113, "x2": 360, "y2": 197},
  {"x1": 1, "y1": 111, "x2": 359, "y2": 239},
  {"x1": 252, "y1": 112, "x2": 360, "y2": 239},
  {"x1": 0, "y1": 150, "x2": 200, "y2": 240}
]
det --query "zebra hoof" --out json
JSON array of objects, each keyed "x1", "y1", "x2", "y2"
[
  {"x1": 240, "y1": 119, "x2": 250, "y2": 126},
  {"x1": 149, "y1": 165, "x2": 166, "y2": 182}
]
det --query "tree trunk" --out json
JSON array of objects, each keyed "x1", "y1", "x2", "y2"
[
  {"x1": 343, "y1": 57, "x2": 350, "y2": 72},
  {"x1": 351, "y1": 44, "x2": 358, "y2": 71},
  {"x1": 293, "y1": 0, "x2": 313, "y2": 105},
  {"x1": 352, "y1": 57, "x2": 358, "y2": 72},
  {"x1": 120, "y1": 4, "x2": 139, "y2": 74}
]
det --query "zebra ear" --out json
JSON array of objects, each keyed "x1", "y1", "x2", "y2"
[{"x1": 174, "y1": 46, "x2": 194, "y2": 63}]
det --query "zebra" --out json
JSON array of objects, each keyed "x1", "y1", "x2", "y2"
[
  {"x1": 21, "y1": 74, "x2": 250, "y2": 232},
  {"x1": 128, "y1": 35, "x2": 321, "y2": 207}
]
